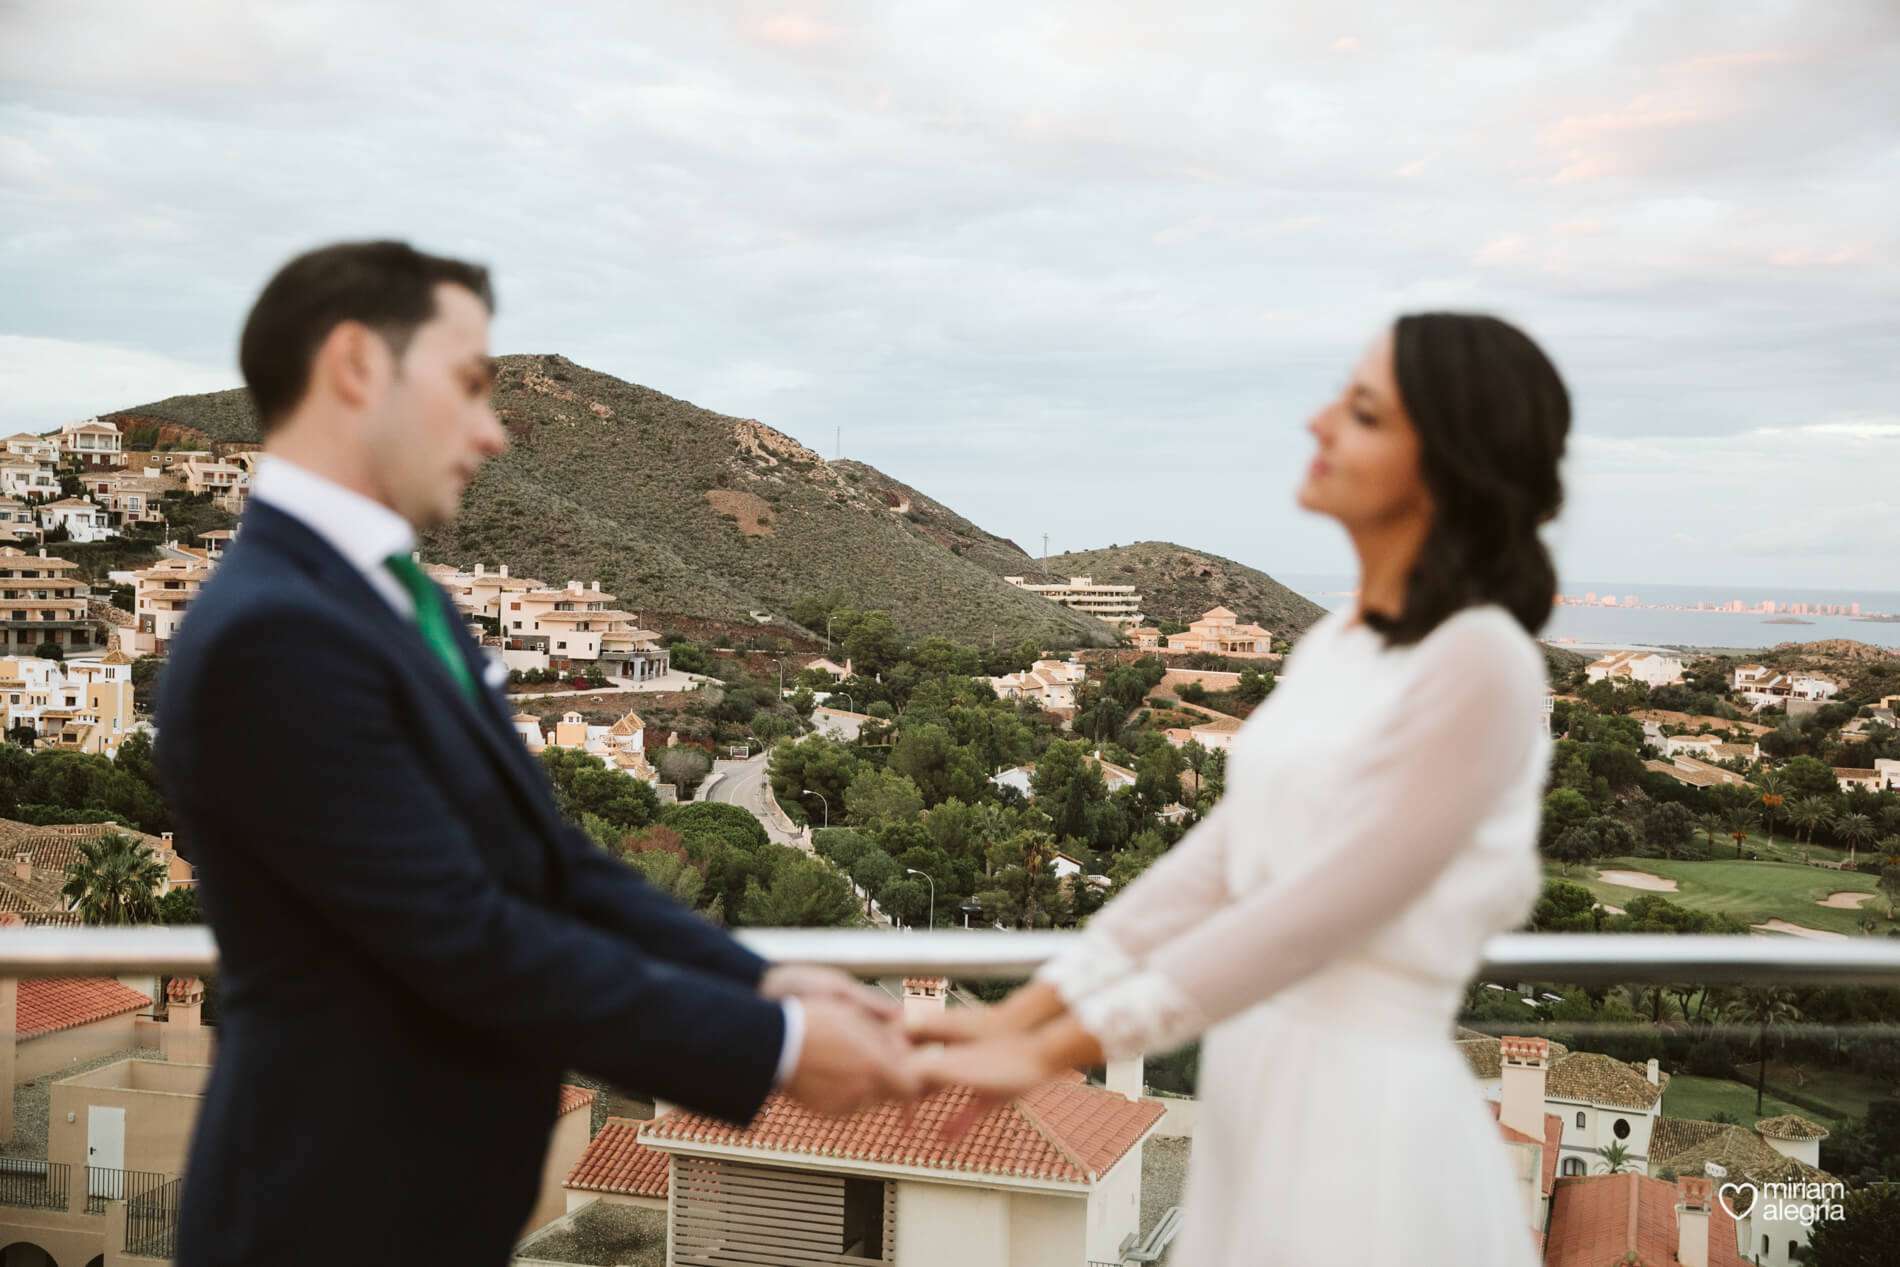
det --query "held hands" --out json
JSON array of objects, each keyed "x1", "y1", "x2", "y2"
[{"x1": 762, "y1": 968, "x2": 1103, "y2": 1136}]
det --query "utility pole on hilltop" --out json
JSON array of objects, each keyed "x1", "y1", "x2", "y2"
[
  {"x1": 1042, "y1": 534, "x2": 1049, "y2": 574},
  {"x1": 836, "y1": 426, "x2": 841, "y2": 461}
]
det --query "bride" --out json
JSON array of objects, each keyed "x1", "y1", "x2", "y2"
[{"x1": 909, "y1": 312, "x2": 1569, "y2": 1265}]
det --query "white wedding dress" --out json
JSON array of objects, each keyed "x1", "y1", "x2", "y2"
[{"x1": 1037, "y1": 602, "x2": 1553, "y2": 1266}]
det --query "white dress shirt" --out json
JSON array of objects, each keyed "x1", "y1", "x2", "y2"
[{"x1": 249, "y1": 455, "x2": 804, "y2": 1089}]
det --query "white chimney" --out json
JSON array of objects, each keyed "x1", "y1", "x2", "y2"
[
  {"x1": 499, "y1": 564, "x2": 509, "y2": 578},
  {"x1": 902, "y1": 977, "x2": 948, "y2": 1028},
  {"x1": 1676, "y1": 1175, "x2": 1711, "y2": 1267},
  {"x1": 1647, "y1": 1057, "x2": 1660, "y2": 1085},
  {"x1": 592, "y1": 581, "x2": 601, "y2": 592},
  {"x1": 1105, "y1": 1056, "x2": 1144, "y2": 1102},
  {"x1": 473, "y1": 563, "x2": 484, "y2": 577},
  {"x1": 1498, "y1": 1036, "x2": 1551, "y2": 1141}
]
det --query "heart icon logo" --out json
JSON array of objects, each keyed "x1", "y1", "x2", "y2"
[{"x1": 1716, "y1": 1181, "x2": 1753, "y2": 1220}]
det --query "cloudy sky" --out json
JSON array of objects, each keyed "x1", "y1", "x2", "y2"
[{"x1": 3, "y1": 1, "x2": 1896, "y2": 591}]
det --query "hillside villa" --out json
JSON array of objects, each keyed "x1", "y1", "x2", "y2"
[
  {"x1": 1585, "y1": 650, "x2": 1685, "y2": 688},
  {"x1": 1731, "y1": 665, "x2": 1839, "y2": 710},
  {"x1": 1131, "y1": 606, "x2": 1274, "y2": 658}
]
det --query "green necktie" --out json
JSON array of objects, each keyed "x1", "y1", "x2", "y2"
[{"x1": 384, "y1": 553, "x2": 478, "y2": 702}]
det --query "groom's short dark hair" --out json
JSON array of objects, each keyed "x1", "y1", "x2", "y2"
[{"x1": 239, "y1": 240, "x2": 494, "y2": 433}]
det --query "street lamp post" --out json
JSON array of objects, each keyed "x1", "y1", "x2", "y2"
[
  {"x1": 905, "y1": 868, "x2": 936, "y2": 931},
  {"x1": 802, "y1": 787, "x2": 829, "y2": 829}
]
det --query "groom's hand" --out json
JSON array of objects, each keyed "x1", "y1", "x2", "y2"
[
  {"x1": 760, "y1": 963, "x2": 899, "y2": 1025},
  {"x1": 785, "y1": 997, "x2": 920, "y2": 1116}
]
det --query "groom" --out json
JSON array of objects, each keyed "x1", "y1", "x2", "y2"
[{"x1": 155, "y1": 240, "x2": 918, "y2": 1265}]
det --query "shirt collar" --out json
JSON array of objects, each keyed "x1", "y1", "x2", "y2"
[{"x1": 248, "y1": 454, "x2": 417, "y2": 575}]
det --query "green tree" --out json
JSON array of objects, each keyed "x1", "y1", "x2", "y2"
[
  {"x1": 1540, "y1": 788, "x2": 1593, "y2": 847},
  {"x1": 61, "y1": 831, "x2": 165, "y2": 925},
  {"x1": 1803, "y1": 1181, "x2": 1900, "y2": 1266},
  {"x1": 1720, "y1": 985, "x2": 1803, "y2": 1115},
  {"x1": 1594, "y1": 1140, "x2": 1635, "y2": 1174},
  {"x1": 1877, "y1": 864, "x2": 1900, "y2": 920},
  {"x1": 1752, "y1": 768, "x2": 1788, "y2": 844},
  {"x1": 767, "y1": 735, "x2": 862, "y2": 827},
  {"x1": 1790, "y1": 794, "x2": 1835, "y2": 848},
  {"x1": 842, "y1": 611, "x2": 903, "y2": 676},
  {"x1": 739, "y1": 852, "x2": 860, "y2": 927},
  {"x1": 656, "y1": 746, "x2": 714, "y2": 798},
  {"x1": 537, "y1": 747, "x2": 661, "y2": 830},
  {"x1": 844, "y1": 767, "x2": 925, "y2": 829},
  {"x1": 1780, "y1": 754, "x2": 1842, "y2": 800},
  {"x1": 1832, "y1": 810, "x2": 1877, "y2": 867}
]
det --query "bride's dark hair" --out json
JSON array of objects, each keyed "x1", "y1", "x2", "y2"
[{"x1": 1361, "y1": 312, "x2": 1569, "y2": 647}]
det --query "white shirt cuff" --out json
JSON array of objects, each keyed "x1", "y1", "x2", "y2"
[{"x1": 773, "y1": 996, "x2": 806, "y2": 1087}]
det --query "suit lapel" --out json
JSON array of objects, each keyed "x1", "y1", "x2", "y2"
[{"x1": 238, "y1": 503, "x2": 571, "y2": 851}]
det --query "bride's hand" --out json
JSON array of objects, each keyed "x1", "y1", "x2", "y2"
[
  {"x1": 909, "y1": 1033, "x2": 1055, "y2": 1139},
  {"x1": 904, "y1": 979, "x2": 1067, "y2": 1046}
]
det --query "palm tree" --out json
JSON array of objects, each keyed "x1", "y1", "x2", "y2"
[
  {"x1": 60, "y1": 831, "x2": 165, "y2": 926},
  {"x1": 1790, "y1": 795, "x2": 1833, "y2": 850},
  {"x1": 1595, "y1": 1140, "x2": 1636, "y2": 1174},
  {"x1": 1752, "y1": 769, "x2": 1787, "y2": 846},
  {"x1": 1697, "y1": 812, "x2": 1724, "y2": 853},
  {"x1": 1725, "y1": 806, "x2": 1754, "y2": 859},
  {"x1": 1720, "y1": 985, "x2": 1803, "y2": 1114},
  {"x1": 1832, "y1": 810, "x2": 1877, "y2": 868},
  {"x1": 1625, "y1": 983, "x2": 1683, "y2": 1028}
]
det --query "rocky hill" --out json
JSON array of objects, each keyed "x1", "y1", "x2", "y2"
[
  {"x1": 1004, "y1": 541, "x2": 1329, "y2": 637},
  {"x1": 106, "y1": 355, "x2": 1131, "y2": 647}
]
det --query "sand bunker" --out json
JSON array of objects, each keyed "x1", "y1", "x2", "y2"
[
  {"x1": 1597, "y1": 870, "x2": 1678, "y2": 892},
  {"x1": 1816, "y1": 891, "x2": 1877, "y2": 910},
  {"x1": 1750, "y1": 919, "x2": 1848, "y2": 941},
  {"x1": 1593, "y1": 903, "x2": 1626, "y2": 916}
]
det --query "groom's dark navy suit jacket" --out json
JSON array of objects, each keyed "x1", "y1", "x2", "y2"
[{"x1": 156, "y1": 501, "x2": 786, "y2": 1265}]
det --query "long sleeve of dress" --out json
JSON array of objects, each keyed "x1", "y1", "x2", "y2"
[
  {"x1": 1069, "y1": 611, "x2": 1548, "y2": 1061},
  {"x1": 1031, "y1": 792, "x2": 1237, "y2": 1007}
]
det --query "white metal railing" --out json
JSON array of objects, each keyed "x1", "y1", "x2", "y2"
[{"x1": 1, "y1": 926, "x2": 1899, "y2": 985}]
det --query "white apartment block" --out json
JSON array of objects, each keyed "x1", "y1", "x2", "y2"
[
  {"x1": 502, "y1": 579, "x2": 670, "y2": 682},
  {"x1": 0, "y1": 460, "x2": 58, "y2": 502},
  {"x1": 0, "y1": 651, "x2": 138, "y2": 756},
  {"x1": 1004, "y1": 575, "x2": 1145, "y2": 628}
]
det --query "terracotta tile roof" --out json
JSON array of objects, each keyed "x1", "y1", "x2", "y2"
[
  {"x1": 17, "y1": 976, "x2": 153, "y2": 1038},
  {"x1": 1649, "y1": 1115, "x2": 1729, "y2": 1164},
  {"x1": 1754, "y1": 1113, "x2": 1829, "y2": 1140},
  {"x1": 557, "y1": 1084, "x2": 597, "y2": 1117},
  {"x1": 1546, "y1": 1051, "x2": 1664, "y2": 1111},
  {"x1": 565, "y1": 1117, "x2": 671, "y2": 1198},
  {"x1": 1455, "y1": 1036, "x2": 1568, "y2": 1080},
  {"x1": 1547, "y1": 1172, "x2": 1747, "y2": 1267},
  {"x1": 641, "y1": 1072, "x2": 1164, "y2": 1185},
  {"x1": 1656, "y1": 1125, "x2": 1837, "y2": 1205},
  {"x1": 1488, "y1": 1101, "x2": 1565, "y2": 1196},
  {"x1": 0, "y1": 818, "x2": 178, "y2": 916}
]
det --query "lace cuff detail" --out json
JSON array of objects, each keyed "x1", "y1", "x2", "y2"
[
  {"x1": 1072, "y1": 970, "x2": 1210, "y2": 1063},
  {"x1": 1032, "y1": 934, "x2": 1137, "y2": 1009}
]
